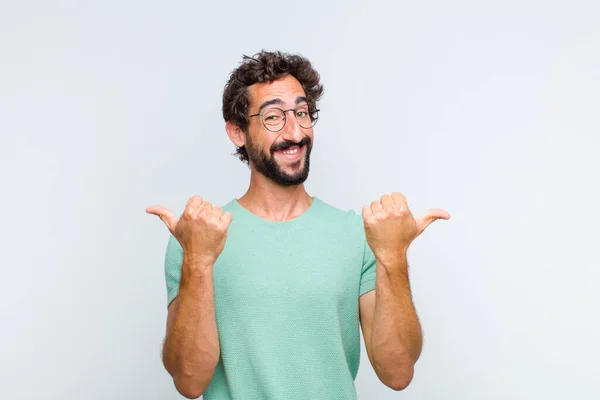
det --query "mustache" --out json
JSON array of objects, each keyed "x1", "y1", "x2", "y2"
[{"x1": 271, "y1": 137, "x2": 311, "y2": 153}]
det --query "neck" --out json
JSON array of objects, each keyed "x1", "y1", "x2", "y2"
[{"x1": 237, "y1": 169, "x2": 313, "y2": 222}]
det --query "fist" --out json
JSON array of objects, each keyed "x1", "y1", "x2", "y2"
[
  {"x1": 362, "y1": 192, "x2": 450, "y2": 262},
  {"x1": 146, "y1": 195, "x2": 232, "y2": 265}
]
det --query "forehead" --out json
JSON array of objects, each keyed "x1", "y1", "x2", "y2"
[{"x1": 247, "y1": 74, "x2": 307, "y2": 109}]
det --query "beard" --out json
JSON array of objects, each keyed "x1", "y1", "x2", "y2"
[{"x1": 245, "y1": 134, "x2": 312, "y2": 187}]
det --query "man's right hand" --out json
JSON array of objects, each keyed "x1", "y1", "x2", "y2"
[{"x1": 146, "y1": 195, "x2": 233, "y2": 266}]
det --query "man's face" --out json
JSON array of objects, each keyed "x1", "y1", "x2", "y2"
[{"x1": 244, "y1": 75, "x2": 314, "y2": 187}]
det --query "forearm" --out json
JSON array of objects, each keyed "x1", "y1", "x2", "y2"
[
  {"x1": 371, "y1": 253, "x2": 422, "y2": 389},
  {"x1": 163, "y1": 258, "x2": 220, "y2": 397}
]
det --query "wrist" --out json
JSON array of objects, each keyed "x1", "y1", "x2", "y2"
[
  {"x1": 183, "y1": 254, "x2": 214, "y2": 275},
  {"x1": 375, "y1": 248, "x2": 408, "y2": 265},
  {"x1": 376, "y1": 251, "x2": 409, "y2": 274}
]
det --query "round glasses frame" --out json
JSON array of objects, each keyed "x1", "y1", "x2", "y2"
[{"x1": 248, "y1": 107, "x2": 320, "y2": 132}]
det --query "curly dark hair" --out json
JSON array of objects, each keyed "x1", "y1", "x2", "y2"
[{"x1": 222, "y1": 50, "x2": 324, "y2": 164}]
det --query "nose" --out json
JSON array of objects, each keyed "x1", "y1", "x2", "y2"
[{"x1": 280, "y1": 109, "x2": 304, "y2": 142}]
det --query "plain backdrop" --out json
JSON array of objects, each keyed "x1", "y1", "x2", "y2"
[{"x1": 1, "y1": 1, "x2": 599, "y2": 399}]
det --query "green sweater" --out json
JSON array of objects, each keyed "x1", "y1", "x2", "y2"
[{"x1": 164, "y1": 197, "x2": 377, "y2": 399}]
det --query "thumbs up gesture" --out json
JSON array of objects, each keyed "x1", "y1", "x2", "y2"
[
  {"x1": 362, "y1": 192, "x2": 450, "y2": 264},
  {"x1": 146, "y1": 195, "x2": 233, "y2": 266}
]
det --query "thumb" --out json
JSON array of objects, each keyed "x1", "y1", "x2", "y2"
[
  {"x1": 146, "y1": 205, "x2": 178, "y2": 233},
  {"x1": 415, "y1": 208, "x2": 451, "y2": 235}
]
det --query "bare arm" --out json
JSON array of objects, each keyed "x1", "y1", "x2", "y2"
[
  {"x1": 147, "y1": 195, "x2": 231, "y2": 399},
  {"x1": 163, "y1": 258, "x2": 220, "y2": 399},
  {"x1": 361, "y1": 191, "x2": 450, "y2": 390},
  {"x1": 360, "y1": 254, "x2": 422, "y2": 391}
]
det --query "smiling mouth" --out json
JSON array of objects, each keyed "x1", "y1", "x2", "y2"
[
  {"x1": 278, "y1": 146, "x2": 300, "y2": 155},
  {"x1": 274, "y1": 144, "x2": 305, "y2": 159},
  {"x1": 274, "y1": 143, "x2": 301, "y2": 153}
]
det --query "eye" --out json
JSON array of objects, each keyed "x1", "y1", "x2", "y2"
[
  {"x1": 296, "y1": 111, "x2": 308, "y2": 118},
  {"x1": 263, "y1": 110, "x2": 283, "y2": 121}
]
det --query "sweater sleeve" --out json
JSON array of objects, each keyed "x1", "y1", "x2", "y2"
[
  {"x1": 359, "y1": 237, "x2": 376, "y2": 296},
  {"x1": 164, "y1": 234, "x2": 184, "y2": 308}
]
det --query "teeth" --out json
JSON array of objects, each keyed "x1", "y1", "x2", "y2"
[{"x1": 283, "y1": 148, "x2": 298, "y2": 154}]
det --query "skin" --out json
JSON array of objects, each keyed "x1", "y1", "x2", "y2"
[
  {"x1": 360, "y1": 193, "x2": 450, "y2": 390},
  {"x1": 225, "y1": 74, "x2": 316, "y2": 219},
  {"x1": 146, "y1": 73, "x2": 450, "y2": 396},
  {"x1": 146, "y1": 197, "x2": 230, "y2": 399}
]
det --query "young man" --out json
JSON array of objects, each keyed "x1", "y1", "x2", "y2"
[{"x1": 146, "y1": 51, "x2": 450, "y2": 399}]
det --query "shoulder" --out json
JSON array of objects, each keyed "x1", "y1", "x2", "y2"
[
  {"x1": 313, "y1": 196, "x2": 361, "y2": 217},
  {"x1": 221, "y1": 199, "x2": 238, "y2": 213},
  {"x1": 312, "y1": 198, "x2": 370, "y2": 260},
  {"x1": 312, "y1": 197, "x2": 365, "y2": 232},
  {"x1": 166, "y1": 234, "x2": 183, "y2": 258}
]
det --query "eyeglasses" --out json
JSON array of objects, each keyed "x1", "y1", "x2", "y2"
[{"x1": 248, "y1": 105, "x2": 320, "y2": 132}]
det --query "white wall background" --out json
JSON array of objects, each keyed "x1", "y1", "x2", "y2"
[{"x1": 1, "y1": 1, "x2": 599, "y2": 399}]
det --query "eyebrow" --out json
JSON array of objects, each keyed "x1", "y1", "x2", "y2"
[
  {"x1": 296, "y1": 96, "x2": 309, "y2": 105},
  {"x1": 257, "y1": 98, "x2": 284, "y2": 112},
  {"x1": 257, "y1": 96, "x2": 310, "y2": 112}
]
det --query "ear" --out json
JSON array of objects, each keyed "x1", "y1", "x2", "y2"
[{"x1": 226, "y1": 121, "x2": 246, "y2": 148}]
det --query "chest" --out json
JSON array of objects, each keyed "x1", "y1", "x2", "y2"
[{"x1": 212, "y1": 225, "x2": 364, "y2": 312}]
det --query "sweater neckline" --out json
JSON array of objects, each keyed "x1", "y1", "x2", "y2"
[{"x1": 229, "y1": 196, "x2": 320, "y2": 227}]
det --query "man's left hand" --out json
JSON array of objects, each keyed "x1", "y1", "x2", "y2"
[{"x1": 362, "y1": 192, "x2": 450, "y2": 264}]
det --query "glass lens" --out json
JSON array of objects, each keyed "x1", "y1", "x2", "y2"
[
  {"x1": 262, "y1": 108, "x2": 285, "y2": 130},
  {"x1": 305, "y1": 109, "x2": 319, "y2": 128},
  {"x1": 260, "y1": 106, "x2": 319, "y2": 131},
  {"x1": 295, "y1": 104, "x2": 311, "y2": 128}
]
